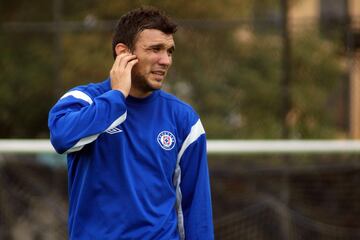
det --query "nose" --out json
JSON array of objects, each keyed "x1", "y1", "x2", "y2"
[{"x1": 158, "y1": 52, "x2": 172, "y2": 66}]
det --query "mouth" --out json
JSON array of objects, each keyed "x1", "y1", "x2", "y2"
[
  {"x1": 151, "y1": 71, "x2": 166, "y2": 81},
  {"x1": 151, "y1": 70, "x2": 166, "y2": 76}
]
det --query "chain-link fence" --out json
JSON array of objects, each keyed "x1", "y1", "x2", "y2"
[
  {"x1": 211, "y1": 153, "x2": 360, "y2": 239},
  {"x1": 0, "y1": 155, "x2": 67, "y2": 240},
  {"x1": 2, "y1": 152, "x2": 360, "y2": 239}
]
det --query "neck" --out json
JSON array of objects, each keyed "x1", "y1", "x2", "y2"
[{"x1": 129, "y1": 88, "x2": 153, "y2": 98}]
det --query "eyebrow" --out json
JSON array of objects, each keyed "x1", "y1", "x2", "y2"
[{"x1": 148, "y1": 43, "x2": 176, "y2": 52}]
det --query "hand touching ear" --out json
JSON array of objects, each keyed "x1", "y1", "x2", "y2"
[{"x1": 110, "y1": 53, "x2": 138, "y2": 97}]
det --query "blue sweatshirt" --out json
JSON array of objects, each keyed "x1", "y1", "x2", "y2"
[{"x1": 48, "y1": 79, "x2": 214, "y2": 240}]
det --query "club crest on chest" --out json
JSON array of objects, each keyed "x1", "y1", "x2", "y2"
[{"x1": 157, "y1": 131, "x2": 176, "y2": 150}]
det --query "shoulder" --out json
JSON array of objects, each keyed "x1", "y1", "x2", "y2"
[
  {"x1": 69, "y1": 79, "x2": 110, "y2": 98},
  {"x1": 158, "y1": 90, "x2": 201, "y2": 131},
  {"x1": 158, "y1": 91, "x2": 198, "y2": 116},
  {"x1": 59, "y1": 79, "x2": 110, "y2": 103}
]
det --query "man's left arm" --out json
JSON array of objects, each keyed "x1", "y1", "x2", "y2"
[{"x1": 178, "y1": 120, "x2": 214, "y2": 239}]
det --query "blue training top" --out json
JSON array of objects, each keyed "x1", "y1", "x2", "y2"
[{"x1": 48, "y1": 79, "x2": 214, "y2": 240}]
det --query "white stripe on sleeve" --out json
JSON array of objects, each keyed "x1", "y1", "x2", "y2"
[
  {"x1": 177, "y1": 119, "x2": 205, "y2": 162},
  {"x1": 173, "y1": 119, "x2": 205, "y2": 240},
  {"x1": 67, "y1": 134, "x2": 99, "y2": 153},
  {"x1": 61, "y1": 90, "x2": 93, "y2": 104},
  {"x1": 66, "y1": 111, "x2": 127, "y2": 153},
  {"x1": 61, "y1": 90, "x2": 127, "y2": 153}
]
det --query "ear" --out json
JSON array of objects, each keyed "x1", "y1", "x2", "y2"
[{"x1": 115, "y1": 43, "x2": 129, "y2": 56}]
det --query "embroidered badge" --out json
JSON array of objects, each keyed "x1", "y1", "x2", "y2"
[{"x1": 157, "y1": 131, "x2": 176, "y2": 150}]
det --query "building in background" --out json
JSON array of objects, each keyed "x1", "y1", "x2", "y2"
[
  {"x1": 348, "y1": 0, "x2": 360, "y2": 139},
  {"x1": 289, "y1": 0, "x2": 360, "y2": 138}
]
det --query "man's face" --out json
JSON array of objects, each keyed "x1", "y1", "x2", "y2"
[{"x1": 131, "y1": 29, "x2": 175, "y2": 95}]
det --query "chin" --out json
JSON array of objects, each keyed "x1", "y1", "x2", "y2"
[
  {"x1": 148, "y1": 79, "x2": 164, "y2": 90},
  {"x1": 150, "y1": 84, "x2": 162, "y2": 91}
]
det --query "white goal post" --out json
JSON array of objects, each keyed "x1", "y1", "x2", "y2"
[{"x1": 0, "y1": 139, "x2": 360, "y2": 154}]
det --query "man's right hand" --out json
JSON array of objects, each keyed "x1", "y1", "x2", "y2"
[{"x1": 110, "y1": 53, "x2": 138, "y2": 98}]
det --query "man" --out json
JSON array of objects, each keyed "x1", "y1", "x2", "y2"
[{"x1": 48, "y1": 7, "x2": 214, "y2": 240}]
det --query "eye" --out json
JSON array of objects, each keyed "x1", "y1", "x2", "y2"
[
  {"x1": 151, "y1": 47, "x2": 161, "y2": 53},
  {"x1": 167, "y1": 47, "x2": 175, "y2": 57}
]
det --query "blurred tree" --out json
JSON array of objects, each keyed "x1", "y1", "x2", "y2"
[
  {"x1": 0, "y1": 0, "x2": 345, "y2": 139},
  {"x1": 0, "y1": 33, "x2": 54, "y2": 138},
  {"x1": 290, "y1": 32, "x2": 344, "y2": 138},
  {"x1": 0, "y1": 0, "x2": 52, "y2": 21}
]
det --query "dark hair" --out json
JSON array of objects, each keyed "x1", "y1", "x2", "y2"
[{"x1": 112, "y1": 7, "x2": 178, "y2": 59}]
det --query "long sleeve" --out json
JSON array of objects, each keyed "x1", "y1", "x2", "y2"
[
  {"x1": 177, "y1": 120, "x2": 214, "y2": 240},
  {"x1": 48, "y1": 89, "x2": 127, "y2": 154}
]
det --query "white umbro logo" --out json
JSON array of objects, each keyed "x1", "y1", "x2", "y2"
[{"x1": 106, "y1": 127, "x2": 123, "y2": 134}]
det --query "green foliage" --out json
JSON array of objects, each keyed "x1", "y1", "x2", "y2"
[
  {"x1": 0, "y1": 33, "x2": 54, "y2": 137},
  {"x1": 0, "y1": 0, "x2": 346, "y2": 139},
  {"x1": 61, "y1": 32, "x2": 113, "y2": 90},
  {"x1": 169, "y1": 26, "x2": 344, "y2": 139},
  {"x1": 167, "y1": 28, "x2": 267, "y2": 138},
  {"x1": 290, "y1": 32, "x2": 344, "y2": 138}
]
